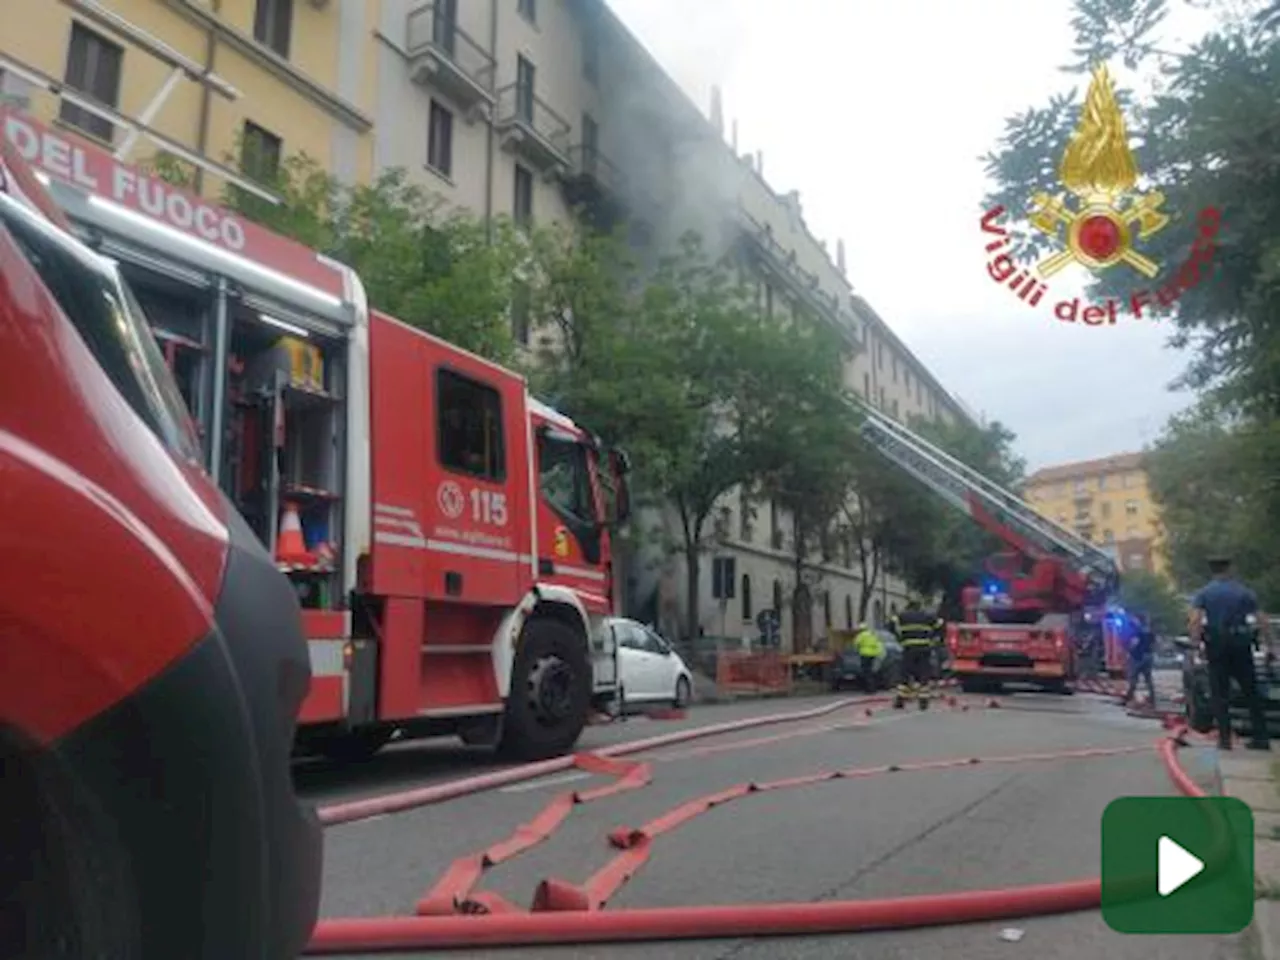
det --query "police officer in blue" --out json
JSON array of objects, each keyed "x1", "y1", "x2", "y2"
[{"x1": 1190, "y1": 555, "x2": 1270, "y2": 751}]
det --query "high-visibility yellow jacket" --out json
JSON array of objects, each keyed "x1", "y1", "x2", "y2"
[{"x1": 854, "y1": 628, "x2": 884, "y2": 658}]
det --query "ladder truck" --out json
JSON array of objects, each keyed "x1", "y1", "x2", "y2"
[{"x1": 855, "y1": 400, "x2": 1125, "y2": 693}]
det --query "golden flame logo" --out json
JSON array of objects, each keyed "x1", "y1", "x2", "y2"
[{"x1": 1030, "y1": 64, "x2": 1170, "y2": 279}]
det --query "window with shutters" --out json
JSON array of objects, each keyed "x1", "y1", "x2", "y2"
[
  {"x1": 427, "y1": 100, "x2": 454, "y2": 177},
  {"x1": 60, "y1": 22, "x2": 123, "y2": 143},
  {"x1": 253, "y1": 0, "x2": 293, "y2": 58}
]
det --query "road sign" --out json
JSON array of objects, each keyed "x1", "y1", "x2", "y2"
[{"x1": 1102, "y1": 796, "x2": 1253, "y2": 934}]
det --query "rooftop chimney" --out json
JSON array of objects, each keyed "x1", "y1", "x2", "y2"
[
  {"x1": 710, "y1": 85, "x2": 724, "y2": 139},
  {"x1": 755, "y1": 150, "x2": 763, "y2": 176},
  {"x1": 731, "y1": 118, "x2": 738, "y2": 151},
  {"x1": 836, "y1": 239, "x2": 847, "y2": 275}
]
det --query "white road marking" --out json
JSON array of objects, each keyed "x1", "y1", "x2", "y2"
[{"x1": 498, "y1": 771, "x2": 592, "y2": 794}]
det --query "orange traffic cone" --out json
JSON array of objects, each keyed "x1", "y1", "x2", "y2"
[{"x1": 276, "y1": 502, "x2": 314, "y2": 567}]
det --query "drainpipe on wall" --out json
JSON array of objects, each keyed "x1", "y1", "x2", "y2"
[
  {"x1": 193, "y1": 0, "x2": 221, "y2": 195},
  {"x1": 483, "y1": 0, "x2": 497, "y2": 242}
]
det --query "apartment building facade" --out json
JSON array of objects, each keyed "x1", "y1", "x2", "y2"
[
  {"x1": 1024, "y1": 452, "x2": 1169, "y2": 579},
  {"x1": 1, "y1": 0, "x2": 376, "y2": 197},
  {"x1": 5, "y1": 1, "x2": 976, "y2": 653}
]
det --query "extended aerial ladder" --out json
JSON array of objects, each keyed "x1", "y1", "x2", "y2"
[{"x1": 853, "y1": 398, "x2": 1120, "y2": 621}]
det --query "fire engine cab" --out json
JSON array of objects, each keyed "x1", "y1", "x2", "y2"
[{"x1": 2, "y1": 105, "x2": 628, "y2": 762}]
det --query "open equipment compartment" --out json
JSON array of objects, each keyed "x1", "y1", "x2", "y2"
[
  {"x1": 34, "y1": 162, "x2": 360, "y2": 619},
  {"x1": 227, "y1": 302, "x2": 347, "y2": 611}
]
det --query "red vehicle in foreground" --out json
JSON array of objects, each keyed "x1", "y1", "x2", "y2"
[
  {"x1": 2, "y1": 104, "x2": 629, "y2": 765},
  {"x1": 0, "y1": 139, "x2": 319, "y2": 956},
  {"x1": 855, "y1": 401, "x2": 1121, "y2": 694}
]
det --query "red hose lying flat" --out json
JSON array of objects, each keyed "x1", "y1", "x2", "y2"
[
  {"x1": 307, "y1": 716, "x2": 1205, "y2": 953},
  {"x1": 319, "y1": 696, "x2": 888, "y2": 826},
  {"x1": 539, "y1": 745, "x2": 1148, "y2": 913},
  {"x1": 308, "y1": 879, "x2": 1102, "y2": 952},
  {"x1": 416, "y1": 754, "x2": 650, "y2": 915}
]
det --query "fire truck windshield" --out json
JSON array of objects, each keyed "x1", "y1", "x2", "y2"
[{"x1": 0, "y1": 191, "x2": 201, "y2": 463}]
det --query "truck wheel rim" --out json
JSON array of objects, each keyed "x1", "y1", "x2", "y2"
[{"x1": 528, "y1": 656, "x2": 574, "y2": 725}]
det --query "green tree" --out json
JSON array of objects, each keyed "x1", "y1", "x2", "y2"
[
  {"x1": 534, "y1": 231, "x2": 857, "y2": 643},
  {"x1": 1117, "y1": 568, "x2": 1187, "y2": 635},
  {"x1": 1145, "y1": 399, "x2": 1280, "y2": 607},
  {"x1": 839, "y1": 447, "x2": 933, "y2": 623},
  {"x1": 981, "y1": 0, "x2": 1280, "y2": 600},
  {"x1": 888, "y1": 416, "x2": 1027, "y2": 619},
  {"x1": 755, "y1": 315, "x2": 860, "y2": 650},
  {"x1": 219, "y1": 152, "x2": 530, "y2": 363}
]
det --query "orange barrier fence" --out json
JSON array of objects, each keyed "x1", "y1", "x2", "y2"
[{"x1": 715, "y1": 651, "x2": 792, "y2": 696}]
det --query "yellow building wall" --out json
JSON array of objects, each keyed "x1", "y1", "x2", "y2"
[
  {"x1": 2, "y1": 0, "x2": 374, "y2": 199},
  {"x1": 1026, "y1": 465, "x2": 1169, "y2": 578}
]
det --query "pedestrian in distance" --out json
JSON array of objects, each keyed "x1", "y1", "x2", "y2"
[
  {"x1": 853, "y1": 622, "x2": 884, "y2": 692},
  {"x1": 1121, "y1": 612, "x2": 1157, "y2": 708},
  {"x1": 1189, "y1": 555, "x2": 1270, "y2": 751},
  {"x1": 891, "y1": 597, "x2": 944, "y2": 710}
]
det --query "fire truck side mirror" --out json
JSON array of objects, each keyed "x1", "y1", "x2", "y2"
[{"x1": 608, "y1": 448, "x2": 632, "y2": 526}]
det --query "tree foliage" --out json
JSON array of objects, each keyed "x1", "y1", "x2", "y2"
[
  {"x1": 1117, "y1": 568, "x2": 1187, "y2": 635},
  {"x1": 890, "y1": 416, "x2": 1027, "y2": 619},
  {"x1": 1145, "y1": 399, "x2": 1280, "y2": 606},
  {"x1": 984, "y1": 0, "x2": 1280, "y2": 609},
  {"x1": 210, "y1": 144, "x2": 1042, "y2": 639},
  {"x1": 534, "y1": 231, "x2": 859, "y2": 642},
  {"x1": 219, "y1": 152, "x2": 529, "y2": 364}
]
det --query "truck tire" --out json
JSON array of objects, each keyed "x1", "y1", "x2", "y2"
[
  {"x1": 1, "y1": 728, "x2": 139, "y2": 960},
  {"x1": 318, "y1": 727, "x2": 392, "y2": 763},
  {"x1": 500, "y1": 617, "x2": 592, "y2": 762}
]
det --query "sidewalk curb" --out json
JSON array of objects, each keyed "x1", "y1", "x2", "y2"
[
  {"x1": 1221, "y1": 753, "x2": 1280, "y2": 958},
  {"x1": 1256, "y1": 901, "x2": 1280, "y2": 960}
]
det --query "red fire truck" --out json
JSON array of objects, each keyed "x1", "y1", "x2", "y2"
[
  {"x1": 855, "y1": 400, "x2": 1122, "y2": 694},
  {"x1": 1, "y1": 127, "x2": 319, "y2": 956},
  {"x1": 1, "y1": 105, "x2": 628, "y2": 762}
]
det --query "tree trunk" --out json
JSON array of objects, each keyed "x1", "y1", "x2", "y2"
[
  {"x1": 677, "y1": 499, "x2": 705, "y2": 651},
  {"x1": 856, "y1": 534, "x2": 879, "y2": 623},
  {"x1": 792, "y1": 523, "x2": 812, "y2": 652}
]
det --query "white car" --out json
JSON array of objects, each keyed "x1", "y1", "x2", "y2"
[{"x1": 607, "y1": 618, "x2": 695, "y2": 710}]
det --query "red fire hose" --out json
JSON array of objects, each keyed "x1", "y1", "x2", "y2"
[
  {"x1": 308, "y1": 703, "x2": 1204, "y2": 954},
  {"x1": 310, "y1": 880, "x2": 1104, "y2": 952},
  {"x1": 319, "y1": 695, "x2": 891, "y2": 826}
]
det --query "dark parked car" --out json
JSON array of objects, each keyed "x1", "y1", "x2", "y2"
[
  {"x1": 1178, "y1": 636, "x2": 1280, "y2": 737},
  {"x1": 831, "y1": 631, "x2": 903, "y2": 692}
]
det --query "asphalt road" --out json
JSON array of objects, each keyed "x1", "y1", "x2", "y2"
[{"x1": 307, "y1": 680, "x2": 1248, "y2": 960}]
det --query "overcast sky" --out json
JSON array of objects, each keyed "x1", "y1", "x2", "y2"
[{"x1": 605, "y1": 0, "x2": 1214, "y2": 471}]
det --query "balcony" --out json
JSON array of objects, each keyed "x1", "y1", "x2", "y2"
[
  {"x1": 738, "y1": 214, "x2": 860, "y2": 348},
  {"x1": 405, "y1": 5, "x2": 495, "y2": 120},
  {"x1": 494, "y1": 83, "x2": 570, "y2": 175},
  {"x1": 560, "y1": 144, "x2": 629, "y2": 229}
]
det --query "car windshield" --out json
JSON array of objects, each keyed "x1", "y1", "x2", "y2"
[{"x1": 0, "y1": 192, "x2": 200, "y2": 463}]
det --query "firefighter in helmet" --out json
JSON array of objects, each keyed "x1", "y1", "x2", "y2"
[{"x1": 891, "y1": 596, "x2": 944, "y2": 710}]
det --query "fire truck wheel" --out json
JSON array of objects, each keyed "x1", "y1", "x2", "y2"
[
  {"x1": 500, "y1": 618, "x2": 592, "y2": 762},
  {"x1": 317, "y1": 727, "x2": 393, "y2": 763},
  {"x1": 0, "y1": 728, "x2": 138, "y2": 959}
]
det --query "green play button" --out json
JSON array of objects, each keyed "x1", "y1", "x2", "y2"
[{"x1": 1102, "y1": 797, "x2": 1254, "y2": 934}]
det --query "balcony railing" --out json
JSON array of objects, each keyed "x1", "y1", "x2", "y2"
[
  {"x1": 405, "y1": 4, "x2": 496, "y2": 113},
  {"x1": 566, "y1": 144, "x2": 624, "y2": 195},
  {"x1": 494, "y1": 83, "x2": 570, "y2": 172},
  {"x1": 738, "y1": 213, "x2": 860, "y2": 347},
  {"x1": 560, "y1": 143, "x2": 629, "y2": 228}
]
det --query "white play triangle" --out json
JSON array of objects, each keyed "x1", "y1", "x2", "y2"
[{"x1": 1158, "y1": 835, "x2": 1204, "y2": 896}]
